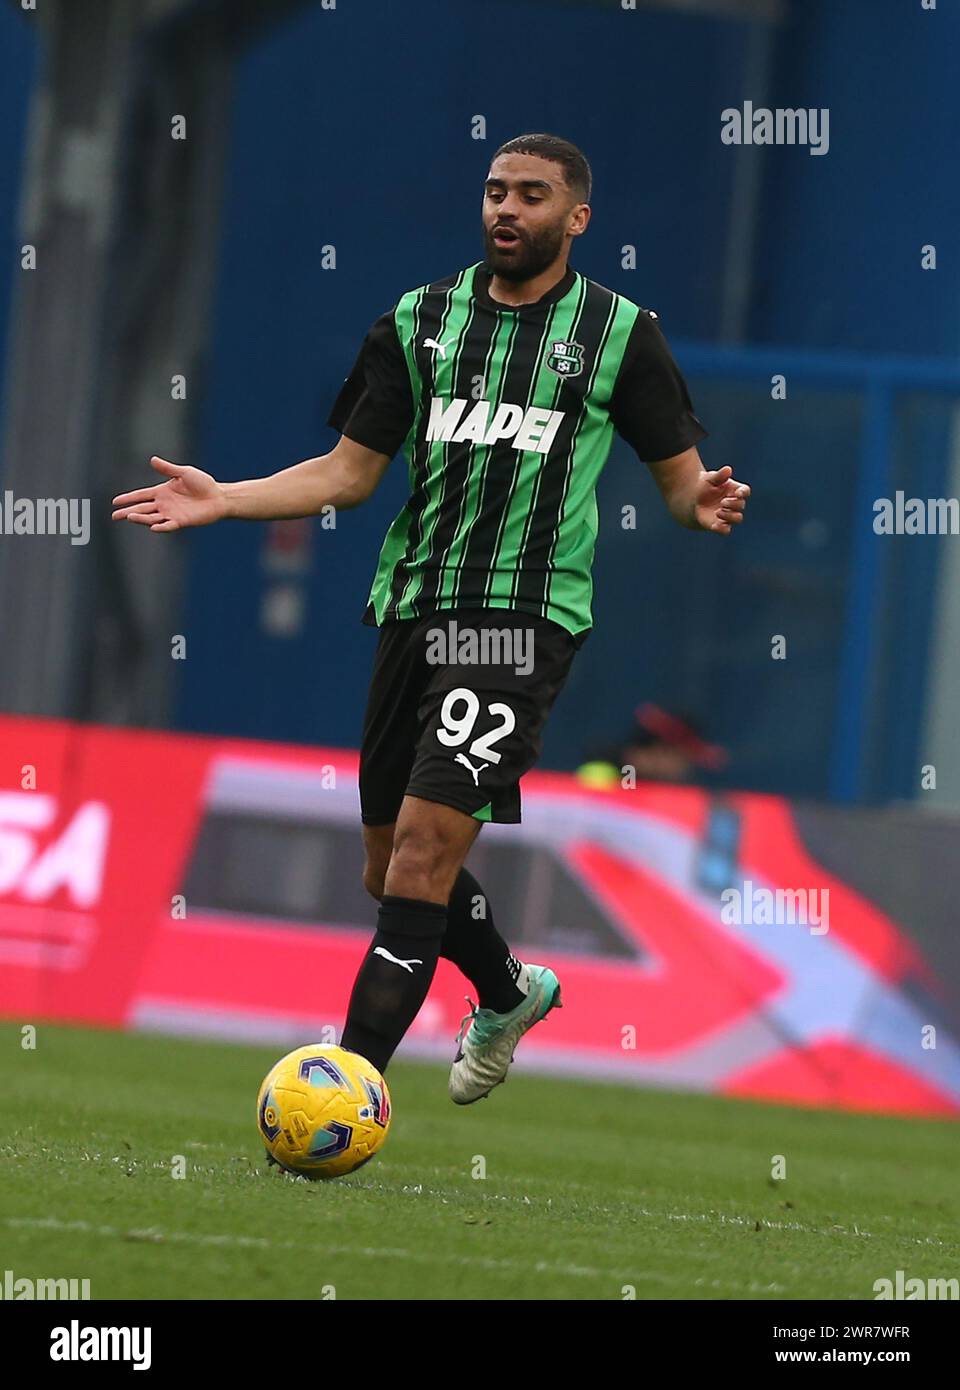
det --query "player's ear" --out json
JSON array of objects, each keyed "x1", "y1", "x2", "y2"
[{"x1": 569, "y1": 203, "x2": 591, "y2": 237}]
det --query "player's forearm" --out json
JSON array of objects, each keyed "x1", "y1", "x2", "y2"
[
  {"x1": 656, "y1": 464, "x2": 704, "y2": 529},
  {"x1": 220, "y1": 452, "x2": 365, "y2": 521},
  {"x1": 645, "y1": 447, "x2": 709, "y2": 529}
]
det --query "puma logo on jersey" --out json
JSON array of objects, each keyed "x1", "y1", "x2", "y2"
[
  {"x1": 426, "y1": 397, "x2": 565, "y2": 455},
  {"x1": 423, "y1": 337, "x2": 453, "y2": 360},
  {"x1": 454, "y1": 753, "x2": 489, "y2": 786},
  {"x1": 373, "y1": 946, "x2": 424, "y2": 973}
]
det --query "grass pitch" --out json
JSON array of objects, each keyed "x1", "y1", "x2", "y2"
[{"x1": 0, "y1": 1023, "x2": 956, "y2": 1301}]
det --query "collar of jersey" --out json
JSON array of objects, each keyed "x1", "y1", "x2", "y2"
[{"x1": 472, "y1": 262, "x2": 578, "y2": 313}]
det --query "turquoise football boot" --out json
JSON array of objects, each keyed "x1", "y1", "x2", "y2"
[{"x1": 448, "y1": 963, "x2": 562, "y2": 1105}]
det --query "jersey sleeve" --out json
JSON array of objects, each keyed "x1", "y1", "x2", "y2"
[
  {"x1": 608, "y1": 309, "x2": 707, "y2": 463},
  {"x1": 327, "y1": 310, "x2": 415, "y2": 456}
]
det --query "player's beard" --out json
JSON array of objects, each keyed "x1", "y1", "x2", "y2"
[{"x1": 482, "y1": 217, "x2": 568, "y2": 283}]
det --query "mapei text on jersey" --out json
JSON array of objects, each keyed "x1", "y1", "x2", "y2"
[{"x1": 426, "y1": 398, "x2": 565, "y2": 455}]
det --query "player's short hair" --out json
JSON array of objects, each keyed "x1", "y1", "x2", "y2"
[{"x1": 492, "y1": 134, "x2": 592, "y2": 203}]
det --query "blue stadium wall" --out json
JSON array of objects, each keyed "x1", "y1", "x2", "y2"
[
  {"x1": 0, "y1": 6, "x2": 39, "y2": 444},
  {"x1": 0, "y1": 0, "x2": 957, "y2": 800}
]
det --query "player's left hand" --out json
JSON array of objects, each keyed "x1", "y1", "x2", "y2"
[{"x1": 694, "y1": 465, "x2": 750, "y2": 534}]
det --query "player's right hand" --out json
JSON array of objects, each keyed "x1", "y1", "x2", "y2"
[{"x1": 111, "y1": 456, "x2": 227, "y2": 532}]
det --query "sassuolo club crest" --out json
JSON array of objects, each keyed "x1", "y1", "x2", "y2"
[{"x1": 546, "y1": 339, "x2": 584, "y2": 378}]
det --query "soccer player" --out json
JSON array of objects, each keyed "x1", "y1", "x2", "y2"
[{"x1": 112, "y1": 133, "x2": 750, "y2": 1104}]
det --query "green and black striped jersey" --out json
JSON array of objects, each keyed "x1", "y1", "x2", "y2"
[{"x1": 328, "y1": 262, "x2": 706, "y2": 640}]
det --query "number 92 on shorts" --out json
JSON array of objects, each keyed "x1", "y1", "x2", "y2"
[{"x1": 358, "y1": 608, "x2": 581, "y2": 825}]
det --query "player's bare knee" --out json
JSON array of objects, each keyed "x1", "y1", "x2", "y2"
[
  {"x1": 385, "y1": 827, "x2": 456, "y2": 900},
  {"x1": 397, "y1": 817, "x2": 458, "y2": 862},
  {"x1": 387, "y1": 839, "x2": 441, "y2": 889}
]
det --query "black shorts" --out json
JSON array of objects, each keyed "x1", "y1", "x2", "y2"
[{"x1": 359, "y1": 608, "x2": 581, "y2": 826}]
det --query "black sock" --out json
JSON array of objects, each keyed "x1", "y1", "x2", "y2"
[
  {"x1": 441, "y1": 869, "x2": 526, "y2": 1014},
  {"x1": 341, "y1": 896, "x2": 446, "y2": 1074}
]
